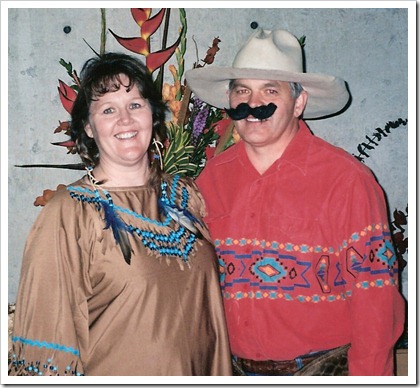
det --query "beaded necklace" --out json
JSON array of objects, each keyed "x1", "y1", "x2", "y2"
[{"x1": 67, "y1": 170, "x2": 199, "y2": 265}]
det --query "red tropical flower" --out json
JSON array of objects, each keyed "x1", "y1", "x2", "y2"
[
  {"x1": 110, "y1": 8, "x2": 182, "y2": 74},
  {"x1": 57, "y1": 80, "x2": 77, "y2": 114},
  {"x1": 131, "y1": 8, "x2": 152, "y2": 27},
  {"x1": 146, "y1": 35, "x2": 182, "y2": 73},
  {"x1": 108, "y1": 32, "x2": 150, "y2": 56},
  {"x1": 140, "y1": 8, "x2": 165, "y2": 39}
]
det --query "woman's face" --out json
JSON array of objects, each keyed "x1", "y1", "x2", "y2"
[{"x1": 85, "y1": 74, "x2": 154, "y2": 170}]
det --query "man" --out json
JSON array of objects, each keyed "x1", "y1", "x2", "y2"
[{"x1": 185, "y1": 28, "x2": 405, "y2": 376}]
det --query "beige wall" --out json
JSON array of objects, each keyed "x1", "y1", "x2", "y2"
[{"x1": 7, "y1": 6, "x2": 410, "y2": 302}]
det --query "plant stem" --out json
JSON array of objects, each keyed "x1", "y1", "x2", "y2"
[
  {"x1": 100, "y1": 9, "x2": 106, "y2": 55},
  {"x1": 155, "y1": 8, "x2": 171, "y2": 91}
]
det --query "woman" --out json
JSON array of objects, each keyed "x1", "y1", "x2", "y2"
[{"x1": 9, "y1": 53, "x2": 232, "y2": 376}]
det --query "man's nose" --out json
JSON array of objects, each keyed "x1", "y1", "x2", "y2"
[{"x1": 247, "y1": 92, "x2": 262, "y2": 108}]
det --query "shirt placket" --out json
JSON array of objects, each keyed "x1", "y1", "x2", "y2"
[{"x1": 243, "y1": 178, "x2": 264, "y2": 253}]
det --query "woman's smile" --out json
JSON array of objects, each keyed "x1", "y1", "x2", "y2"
[{"x1": 115, "y1": 130, "x2": 139, "y2": 140}]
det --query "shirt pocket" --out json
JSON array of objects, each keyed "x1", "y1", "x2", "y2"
[
  {"x1": 204, "y1": 213, "x2": 232, "y2": 241},
  {"x1": 268, "y1": 212, "x2": 320, "y2": 244}
]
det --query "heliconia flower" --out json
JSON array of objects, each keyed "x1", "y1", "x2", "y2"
[
  {"x1": 51, "y1": 139, "x2": 77, "y2": 154},
  {"x1": 111, "y1": 9, "x2": 182, "y2": 74},
  {"x1": 140, "y1": 8, "x2": 166, "y2": 39},
  {"x1": 51, "y1": 139, "x2": 76, "y2": 148},
  {"x1": 146, "y1": 34, "x2": 182, "y2": 73},
  {"x1": 58, "y1": 80, "x2": 77, "y2": 114},
  {"x1": 131, "y1": 8, "x2": 152, "y2": 27},
  {"x1": 109, "y1": 9, "x2": 165, "y2": 57},
  {"x1": 108, "y1": 31, "x2": 149, "y2": 56}
]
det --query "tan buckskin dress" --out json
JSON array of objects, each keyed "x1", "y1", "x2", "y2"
[{"x1": 9, "y1": 174, "x2": 232, "y2": 376}]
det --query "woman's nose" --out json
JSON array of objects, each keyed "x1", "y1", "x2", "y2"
[{"x1": 118, "y1": 108, "x2": 133, "y2": 124}]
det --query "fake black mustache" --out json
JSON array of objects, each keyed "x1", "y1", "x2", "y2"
[{"x1": 225, "y1": 103, "x2": 277, "y2": 120}]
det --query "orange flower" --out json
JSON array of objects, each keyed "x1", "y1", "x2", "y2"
[
  {"x1": 162, "y1": 82, "x2": 177, "y2": 102},
  {"x1": 168, "y1": 100, "x2": 182, "y2": 122},
  {"x1": 162, "y1": 81, "x2": 182, "y2": 122},
  {"x1": 232, "y1": 126, "x2": 241, "y2": 143},
  {"x1": 34, "y1": 184, "x2": 67, "y2": 207},
  {"x1": 168, "y1": 64, "x2": 178, "y2": 79}
]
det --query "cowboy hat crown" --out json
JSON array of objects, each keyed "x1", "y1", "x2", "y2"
[{"x1": 233, "y1": 29, "x2": 303, "y2": 73}]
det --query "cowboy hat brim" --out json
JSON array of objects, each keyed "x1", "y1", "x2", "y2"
[{"x1": 185, "y1": 66, "x2": 350, "y2": 119}]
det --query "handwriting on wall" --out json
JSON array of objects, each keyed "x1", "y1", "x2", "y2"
[{"x1": 353, "y1": 118, "x2": 408, "y2": 162}]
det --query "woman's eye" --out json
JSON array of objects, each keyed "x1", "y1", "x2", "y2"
[
  {"x1": 103, "y1": 107, "x2": 114, "y2": 114},
  {"x1": 130, "y1": 102, "x2": 141, "y2": 109}
]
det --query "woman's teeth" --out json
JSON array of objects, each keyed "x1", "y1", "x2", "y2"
[{"x1": 116, "y1": 131, "x2": 137, "y2": 139}]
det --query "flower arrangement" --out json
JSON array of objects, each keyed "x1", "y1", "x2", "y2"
[{"x1": 28, "y1": 8, "x2": 237, "y2": 206}]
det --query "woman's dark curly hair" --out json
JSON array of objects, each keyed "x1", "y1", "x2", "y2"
[{"x1": 70, "y1": 52, "x2": 167, "y2": 188}]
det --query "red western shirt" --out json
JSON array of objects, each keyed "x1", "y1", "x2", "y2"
[{"x1": 196, "y1": 120, "x2": 405, "y2": 376}]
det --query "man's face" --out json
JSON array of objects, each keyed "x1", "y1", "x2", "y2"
[{"x1": 228, "y1": 79, "x2": 307, "y2": 149}]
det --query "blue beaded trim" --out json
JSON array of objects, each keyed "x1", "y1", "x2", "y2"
[
  {"x1": 12, "y1": 336, "x2": 80, "y2": 356},
  {"x1": 67, "y1": 175, "x2": 197, "y2": 262},
  {"x1": 10, "y1": 353, "x2": 83, "y2": 376}
]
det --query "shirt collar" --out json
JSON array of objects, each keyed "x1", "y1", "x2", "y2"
[
  {"x1": 274, "y1": 120, "x2": 312, "y2": 176},
  {"x1": 214, "y1": 120, "x2": 313, "y2": 176}
]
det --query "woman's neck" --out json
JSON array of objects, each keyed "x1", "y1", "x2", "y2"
[{"x1": 89, "y1": 161, "x2": 151, "y2": 187}]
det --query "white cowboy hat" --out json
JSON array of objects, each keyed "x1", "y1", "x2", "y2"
[{"x1": 185, "y1": 28, "x2": 350, "y2": 119}]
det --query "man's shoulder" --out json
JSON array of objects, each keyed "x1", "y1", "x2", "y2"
[
  {"x1": 205, "y1": 142, "x2": 242, "y2": 169},
  {"x1": 311, "y1": 134, "x2": 371, "y2": 175}
]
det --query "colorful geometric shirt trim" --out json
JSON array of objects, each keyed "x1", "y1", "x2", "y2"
[{"x1": 216, "y1": 223, "x2": 399, "y2": 303}]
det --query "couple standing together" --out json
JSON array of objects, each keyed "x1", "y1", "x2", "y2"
[{"x1": 9, "y1": 28, "x2": 405, "y2": 377}]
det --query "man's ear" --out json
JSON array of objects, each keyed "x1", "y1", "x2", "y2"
[
  {"x1": 294, "y1": 90, "x2": 308, "y2": 118},
  {"x1": 84, "y1": 123, "x2": 94, "y2": 138}
]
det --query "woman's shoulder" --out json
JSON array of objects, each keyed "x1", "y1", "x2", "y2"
[
  {"x1": 41, "y1": 177, "x2": 91, "y2": 209},
  {"x1": 162, "y1": 173, "x2": 197, "y2": 193},
  {"x1": 162, "y1": 173, "x2": 205, "y2": 215}
]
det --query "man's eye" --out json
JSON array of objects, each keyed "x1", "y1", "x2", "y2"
[{"x1": 267, "y1": 89, "x2": 278, "y2": 94}]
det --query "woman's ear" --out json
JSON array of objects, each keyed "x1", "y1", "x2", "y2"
[{"x1": 84, "y1": 123, "x2": 94, "y2": 138}]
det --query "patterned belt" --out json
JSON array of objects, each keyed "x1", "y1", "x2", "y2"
[{"x1": 234, "y1": 347, "x2": 340, "y2": 376}]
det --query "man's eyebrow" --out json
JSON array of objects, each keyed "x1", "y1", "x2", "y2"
[
  {"x1": 230, "y1": 80, "x2": 246, "y2": 88},
  {"x1": 231, "y1": 80, "x2": 281, "y2": 88}
]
